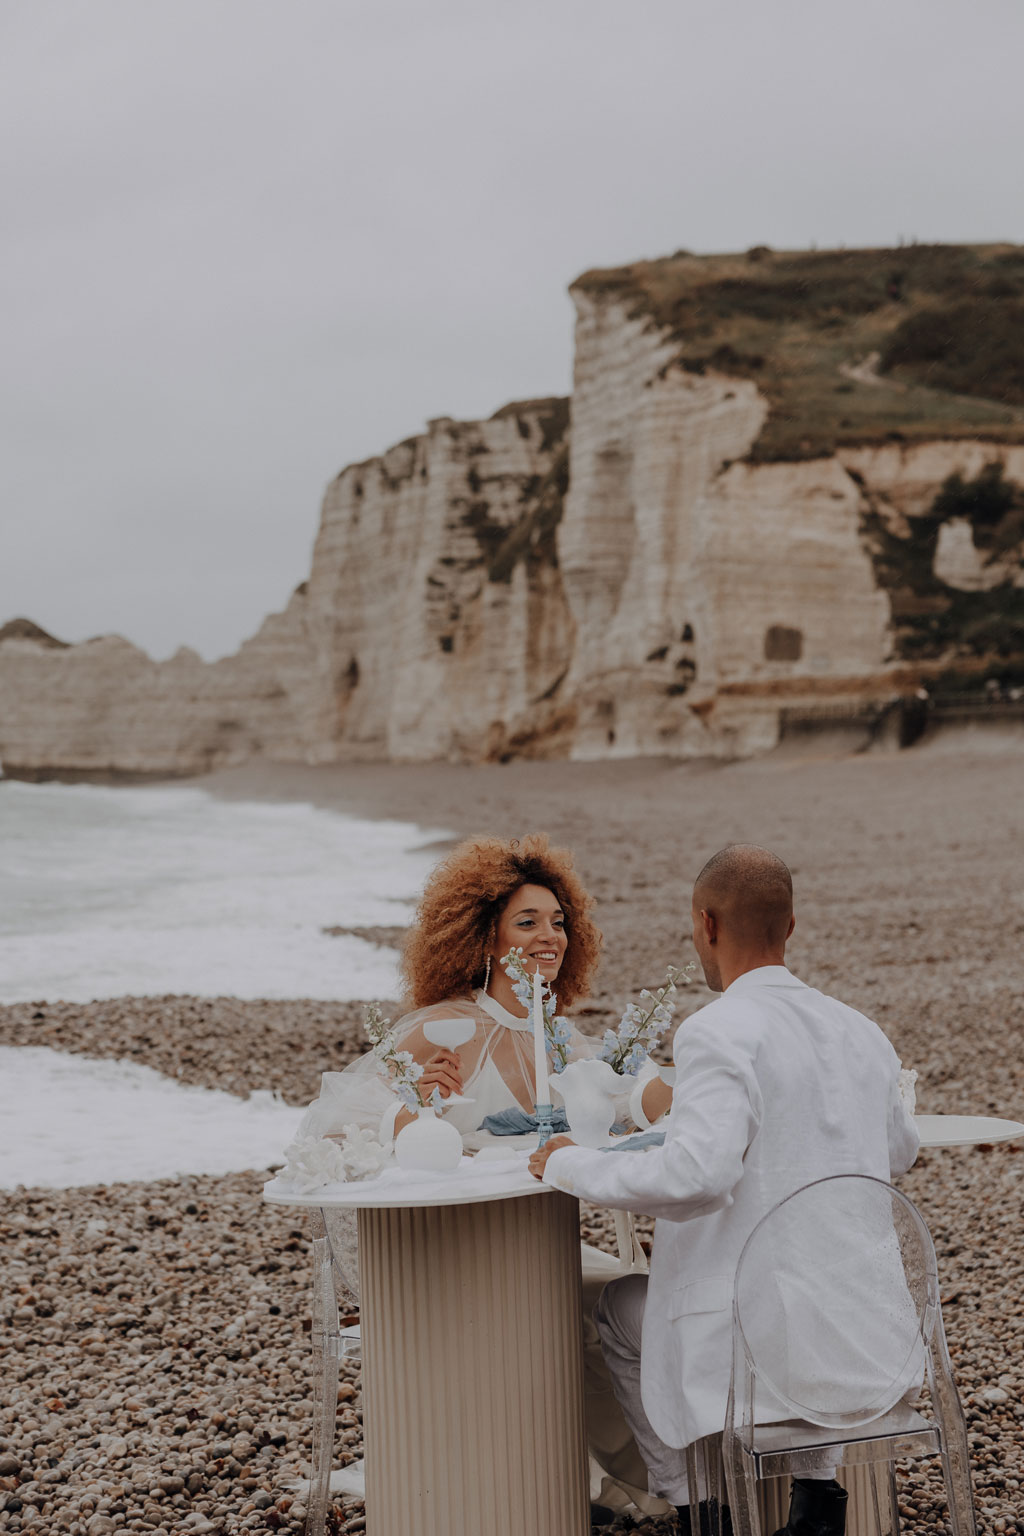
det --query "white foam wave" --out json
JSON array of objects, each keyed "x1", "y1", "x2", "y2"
[
  {"x1": 0, "y1": 1045, "x2": 305, "y2": 1190},
  {"x1": 0, "y1": 780, "x2": 449, "y2": 1002},
  {"x1": 0, "y1": 927, "x2": 402, "y2": 1004}
]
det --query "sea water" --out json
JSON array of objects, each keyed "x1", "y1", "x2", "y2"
[
  {"x1": 0, "y1": 779, "x2": 448, "y2": 1004},
  {"x1": 0, "y1": 1045, "x2": 306, "y2": 1189},
  {"x1": 0, "y1": 779, "x2": 450, "y2": 1187}
]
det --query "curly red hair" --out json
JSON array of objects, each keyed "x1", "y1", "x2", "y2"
[{"x1": 401, "y1": 834, "x2": 601, "y2": 1010}]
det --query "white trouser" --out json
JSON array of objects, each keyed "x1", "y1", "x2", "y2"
[
  {"x1": 594, "y1": 1273, "x2": 836, "y2": 1510},
  {"x1": 594, "y1": 1273, "x2": 691, "y2": 1506}
]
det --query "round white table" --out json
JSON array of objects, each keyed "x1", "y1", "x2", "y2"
[{"x1": 266, "y1": 1155, "x2": 590, "y2": 1536}]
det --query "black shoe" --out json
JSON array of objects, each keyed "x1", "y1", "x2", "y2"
[
  {"x1": 771, "y1": 1477, "x2": 848, "y2": 1536},
  {"x1": 675, "y1": 1500, "x2": 733, "y2": 1535},
  {"x1": 590, "y1": 1503, "x2": 617, "y2": 1529}
]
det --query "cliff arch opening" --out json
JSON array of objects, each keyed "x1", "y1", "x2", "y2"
[{"x1": 764, "y1": 625, "x2": 804, "y2": 662}]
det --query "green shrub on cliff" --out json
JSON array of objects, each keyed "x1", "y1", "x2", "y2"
[
  {"x1": 858, "y1": 461, "x2": 1024, "y2": 681},
  {"x1": 573, "y1": 243, "x2": 1024, "y2": 462},
  {"x1": 880, "y1": 298, "x2": 1024, "y2": 407}
]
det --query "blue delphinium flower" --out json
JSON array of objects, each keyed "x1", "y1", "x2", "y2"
[
  {"x1": 549, "y1": 1015, "x2": 573, "y2": 1072},
  {"x1": 395, "y1": 1079, "x2": 421, "y2": 1110},
  {"x1": 624, "y1": 1043, "x2": 646, "y2": 1074},
  {"x1": 501, "y1": 947, "x2": 573, "y2": 1071},
  {"x1": 598, "y1": 964, "x2": 695, "y2": 1075},
  {"x1": 365, "y1": 1002, "x2": 434, "y2": 1111}
]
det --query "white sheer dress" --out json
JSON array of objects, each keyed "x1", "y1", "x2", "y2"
[{"x1": 298, "y1": 988, "x2": 637, "y2": 1144}]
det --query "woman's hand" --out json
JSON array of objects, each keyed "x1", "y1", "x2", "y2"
[
  {"x1": 393, "y1": 1050, "x2": 465, "y2": 1136},
  {"x1": 418, "y1": 1048, "x2": 464, "y2": 1100}
]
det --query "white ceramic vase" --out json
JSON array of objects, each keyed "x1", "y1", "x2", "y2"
[
  {"x1": 395, "y1": 1105, "x2": 464, "y2": 1173},
  {"x1": 553, "y1": 1058, "x2": 622, "y2": 1148}
]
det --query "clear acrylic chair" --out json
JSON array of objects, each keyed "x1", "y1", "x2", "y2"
[
  {"x1": 307, "y1": 1208, "x2": 362, "y2": 1536},
  {"x1": 715, "y1": 1174, "x2": 976, "y2": 1536}
]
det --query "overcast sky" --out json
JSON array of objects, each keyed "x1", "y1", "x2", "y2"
[{"x1": 3, "y1": 0, "x2": 1023, "y2": 659}]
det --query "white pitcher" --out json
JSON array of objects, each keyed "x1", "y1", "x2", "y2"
[{"x1": 552, "y1": 1058, "x2": 622, "y2": 1148}]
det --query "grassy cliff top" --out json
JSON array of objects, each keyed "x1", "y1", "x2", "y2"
[
  {"x1": 573, "y1": 243, "x2": 1024, "y2": 461},
  {"x1": 0, "y1": 617, "x2": 69, "y2": 648}
]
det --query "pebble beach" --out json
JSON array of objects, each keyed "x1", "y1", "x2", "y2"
[{"x1": 2, "y1": 741, "x2": 1023, "y2": 1535}]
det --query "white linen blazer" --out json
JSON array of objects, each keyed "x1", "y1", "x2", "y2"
[{"x1": 543, "y1": 965, "x2": 919, "y2": 1451}]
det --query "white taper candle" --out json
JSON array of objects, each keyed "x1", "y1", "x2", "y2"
[{"x1": 533, "y1": 968, "x2": 551, "y2": 1107}]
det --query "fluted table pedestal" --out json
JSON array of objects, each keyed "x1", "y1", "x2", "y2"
[
  {"x1": 266, "y1": 1161, "x2": 589, "y2": 1536},
  {"x1": 358, "y1": 1190, "x2": 588, "y2": 1536}
]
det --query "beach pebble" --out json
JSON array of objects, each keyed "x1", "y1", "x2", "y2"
[{"x1": 2, "y1": 754, "x2": 1023, "y2": 1536}]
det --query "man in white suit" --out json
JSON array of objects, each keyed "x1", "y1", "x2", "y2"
[{"x1": 530, "y1": 845, "x2": 919, "y2": 1536}]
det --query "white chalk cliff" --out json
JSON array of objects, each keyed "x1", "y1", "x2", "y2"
[{"x1": 3, "y1": 266, "x2": 1024, "y2": 776}]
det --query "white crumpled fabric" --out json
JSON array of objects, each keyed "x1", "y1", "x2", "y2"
[
  {"x1": 276, "y1": 1126, "x2": 391, "y2": 1193},
  {"x1": 898, "y1": 1067, "x2": 918, "y2": 1115}
]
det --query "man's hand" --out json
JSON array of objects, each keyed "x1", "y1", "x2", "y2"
[{"x1": 528, "y1": 1134, "x2": 576, "y2": 1181}]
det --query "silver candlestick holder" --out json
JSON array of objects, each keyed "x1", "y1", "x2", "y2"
[{"x1": 535, "y1": 1101, "x2": 556, "y2": 1147}]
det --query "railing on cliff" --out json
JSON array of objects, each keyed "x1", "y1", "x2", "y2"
[
  {"x1": 778, "y1": 692, "x2": 1024, "y2": 750},
  {"x1": 924, "y1": 692, "x2": 1024, "y2": 720}
]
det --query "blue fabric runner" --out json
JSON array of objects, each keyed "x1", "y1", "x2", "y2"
[
  {"x1": 481, "y1": 1107, "x2": 570, "y2": 1136},
  {"x1": 601, "y1": 1130, "x2": 666, "y2": 1152},
  {"x1": 481, "y1": 1108, "x2": 666, "y2": 1151}
]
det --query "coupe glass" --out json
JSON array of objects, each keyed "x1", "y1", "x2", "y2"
[
  {"x1": 423, "y1": 1017, "x2": 476, "y2": 1052},
  {"x1": 422, "y1": 1016, "x2": 476, "y2": 1107}
]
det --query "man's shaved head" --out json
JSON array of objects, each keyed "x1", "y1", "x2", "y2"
[{"x1": 693, "y1": 844, "x2": 794, "y2": 953}]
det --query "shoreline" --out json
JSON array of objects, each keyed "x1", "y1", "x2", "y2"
[{"x1": 2, "y1": 708, "x2": 1021, "y2": 798}]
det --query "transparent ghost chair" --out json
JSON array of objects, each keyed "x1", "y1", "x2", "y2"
[
  {"x1": 307, "y1": 1207, "x2": 362, "y2": 1536},
  {"x1": 713, "y1": 1174, "x2": 976, "y2": 1536}
]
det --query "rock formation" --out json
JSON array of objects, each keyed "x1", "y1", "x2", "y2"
[
  {"x1": 0, "y1": 402, "x2": 573, "y2": 774},
  {"x1": 3, "y1": 245, "x2": 1023, "y2": 776}
]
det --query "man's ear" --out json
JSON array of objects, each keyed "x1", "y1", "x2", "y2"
[
  {"x1": 786, "y1": 913, "x2": 796, "y2": 941},
  {"x1": 702, "y1": 908, "x2": 717, "y2": 945}
]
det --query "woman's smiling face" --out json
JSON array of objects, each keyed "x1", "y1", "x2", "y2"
[{"x1": 493, "y1": 883, "x2": 568, "y2": 984}]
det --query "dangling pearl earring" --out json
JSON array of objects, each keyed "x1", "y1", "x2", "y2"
[{"x1": 483, "y1": 954, "x2": 491, "y2": 993}]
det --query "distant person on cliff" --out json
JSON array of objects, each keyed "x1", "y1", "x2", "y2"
[
  {"x1": 301, "y1": 833, "x2": 675, "y2": 1519},
  {"x1": 530, "y1": 844, "x2": 919, "y2": 1536}
]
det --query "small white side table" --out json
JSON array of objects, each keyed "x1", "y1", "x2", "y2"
[{"x1": 915, "y1": 1113, "x2": 1024, "y2": 1149}]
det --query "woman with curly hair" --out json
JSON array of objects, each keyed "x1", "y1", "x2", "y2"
[
  {"x1": 303, "y1": 832, "x2": 624, "y2": 1145},
  {"x1": 302, "y1": 834, "x2": 672, "y2": 1522}
]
